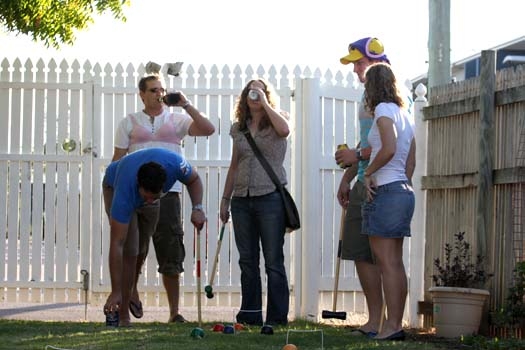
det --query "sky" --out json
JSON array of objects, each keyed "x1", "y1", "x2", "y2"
[{"x1": 0, "y1": 0, "x2": 523, "y2": 81}]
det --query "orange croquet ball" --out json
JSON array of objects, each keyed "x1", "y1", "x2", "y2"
[
  {"x1": 234, "y1": 323, "x2": 244, "y2": 331},
  {"x1": 282, "y1": 344, "x2": 298, "y2": 350}
]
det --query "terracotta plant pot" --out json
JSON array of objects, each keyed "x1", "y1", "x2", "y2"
[
  {"x1": 429, "y1": 287, "x2": 489, "y2": 338},
  {"x1": 429, "y1": 286, "x2": 490, "y2": 338}
]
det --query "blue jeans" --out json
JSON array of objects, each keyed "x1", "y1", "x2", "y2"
[{"x1": 231, "y1": 191, "x2": 289, "y2": 325}]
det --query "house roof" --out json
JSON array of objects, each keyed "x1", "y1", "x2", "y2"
[
  {"x1": 410, "y1": 36, "x2": 525, "y2": 85},
  {"x1": 451, "y1": 35, "x2": 525, "y2": 68}
]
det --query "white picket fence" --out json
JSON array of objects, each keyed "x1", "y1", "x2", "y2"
[{"x1": 0, "y1": 57, "x2": 427, "y2": 327}]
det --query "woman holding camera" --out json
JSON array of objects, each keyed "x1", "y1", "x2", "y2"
[{"x1": 220, "y1": 78, "x2": 291, "y2": 326}]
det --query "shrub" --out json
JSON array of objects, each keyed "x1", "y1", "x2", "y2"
[
  {"x1": 432, "y1": 231, "x2": 492, "y2": 288},
  {"x1": 491, "y1": 261, "x2": 525, "y2": 327}
]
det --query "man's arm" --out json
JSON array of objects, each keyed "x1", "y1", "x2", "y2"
[
  {"x1": 174, "y1": 92, "x2": 215, "y2": 137},
  {"x1": 334, "y1": 141, "x2": 371, "y2": 168},
  {"x1": 105, "y1": 219, "x2": 129, "y2": 311},
  {"x1": 185, "y1": 105, "x2": 216, "y2": 137},
  {"x1": 337, "y1": 164, "x2": 358, "y2": 207},
  {"x1": 181, "y1": 169, "x2": 207, "y2": 230}
]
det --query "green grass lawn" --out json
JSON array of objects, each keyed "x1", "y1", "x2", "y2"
[{"x1": 0, "y1": 318, "x2": 467, "y2": 350}]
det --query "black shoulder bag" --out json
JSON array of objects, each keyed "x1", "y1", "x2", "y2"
[{"x1": 242, "y1": 129, "x2": 300, "y2": 232}]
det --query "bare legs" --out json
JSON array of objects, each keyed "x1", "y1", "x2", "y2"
[
  {"x1": 131, "y1": 253, "x2": 183, "y2": 322},
  {"x1": 369, "y1": 236, "x2": 406, "y2": 338},
  {"x1": 163, "y1": 274, "x2": 181, "y2": 320},
  {"x1": 355, "y1": 260, "x2": 383, "y2": 333},
  {"x1": 119, "y1": 254, "x2": 137, "y2": 326},
  {"x1": 129, "y1": 253, "x2": 146, "y2": 318}
]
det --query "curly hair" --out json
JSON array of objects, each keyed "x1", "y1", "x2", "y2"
[
  {"x1": 234, "y1": 78, "x2": 278, "y2": 131},
  {"x1": 364, "y1": 63, "x2": 405, "y2": 113}
]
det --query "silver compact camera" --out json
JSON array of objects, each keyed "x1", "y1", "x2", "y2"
[{"x1": 248, "y1": 90, "x2": 259, "y2": 101}]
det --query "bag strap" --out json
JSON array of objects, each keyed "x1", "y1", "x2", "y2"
[{"x1": 242, "y1": 128, "x2": 283, "y2": 190}]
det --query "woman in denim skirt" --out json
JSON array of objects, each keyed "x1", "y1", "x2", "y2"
[
  {"x1": 219, "y1": 79, "x2": 291, "y2": 326},
  {"x1": 361, "y1": 63, "x2": 416, "y2": 341}
]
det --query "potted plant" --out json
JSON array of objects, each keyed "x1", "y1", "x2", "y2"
[{"x1": 429, "y1": 231, "x2": 493, "y2": 338}]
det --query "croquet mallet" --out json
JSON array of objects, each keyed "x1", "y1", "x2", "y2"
[
  {"x1": 321, "y1": 209, "x2": 347, "y2": 320},
  {"x1": 205, "y1": 223, "x2": 226, "y2": 299},
  {"x1": 195, "y1": 227, "x2": 203, "y2": 327}
]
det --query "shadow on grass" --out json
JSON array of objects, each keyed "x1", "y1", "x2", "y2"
[{"x1": 0, "y1": 302, "x2": 80, "y2": 317}]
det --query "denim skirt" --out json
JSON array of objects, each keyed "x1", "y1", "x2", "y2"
[{"x1": 361, "y1": 180, "x2": 415, "y2": 238}]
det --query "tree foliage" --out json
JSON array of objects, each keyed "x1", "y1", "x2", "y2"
[{"x1": 0, "y1": 0, "x2": 129, "y2": 48}]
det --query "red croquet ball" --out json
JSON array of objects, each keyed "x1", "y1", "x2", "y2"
[{"x1": 212, "y1": 323, "x2": 225, "y2": 332}]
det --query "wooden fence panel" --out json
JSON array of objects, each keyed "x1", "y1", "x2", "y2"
[{"x1": 423, "y1": 62, "x2": 525, "y2": 324}]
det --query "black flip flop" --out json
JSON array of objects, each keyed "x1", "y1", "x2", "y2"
[
  {"x1": 349, "y1": 328, "x2": 378, "y2": 338},
  {"x1": 129, "y1": 300, "x2": 143, "y2": 319}
]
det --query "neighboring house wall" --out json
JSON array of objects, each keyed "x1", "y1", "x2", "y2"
[{"x1": 458, "y1": 49, "x2": 525, "y2": 80}]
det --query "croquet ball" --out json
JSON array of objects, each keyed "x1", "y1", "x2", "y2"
[
  {"x1": 204, "y1": 285, "x2": 212, "y2": 294},
  {"x1": 223, "y1": 325, "x2": 235, "y2": 334},
  {"x1": 260, "y1": 325, "x2": 274, "y2": 335},
  {"x1": 234, "y1": 323, "x2": 244, "y2": 331},
  {"x1": 190, "y1": 327, "x2": 205, "y2": 339},
  {"x1": 282, "y1": 344, "x2": 298, "y2": 350},
  {"x1": 212, "y1": 323, "x2": 225, "y2": 332}
]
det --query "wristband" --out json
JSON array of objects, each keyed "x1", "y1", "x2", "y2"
[
  {"x1": 356, "y1": 149, "x2": 364, "y2": 161},
  {"x1": 182, "y1": 101, "x2": 191, "y2": 110},
  {"x1": 222, "y1": 197, "x2": 231, "y2": 201},
  {"x1": 192, "y1": 203, "x2": 203, "y2": 211}
]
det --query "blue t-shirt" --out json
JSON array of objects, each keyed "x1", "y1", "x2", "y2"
[
  {"x1": 357, "y1": 116, "x2": 373, "y2": 182},
  {"x1": 104, "y1": 148, "x2": 193, "y2": 223},
  {"x1": 357, "y1": 96, "x2": 373, "y2": 182}
]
